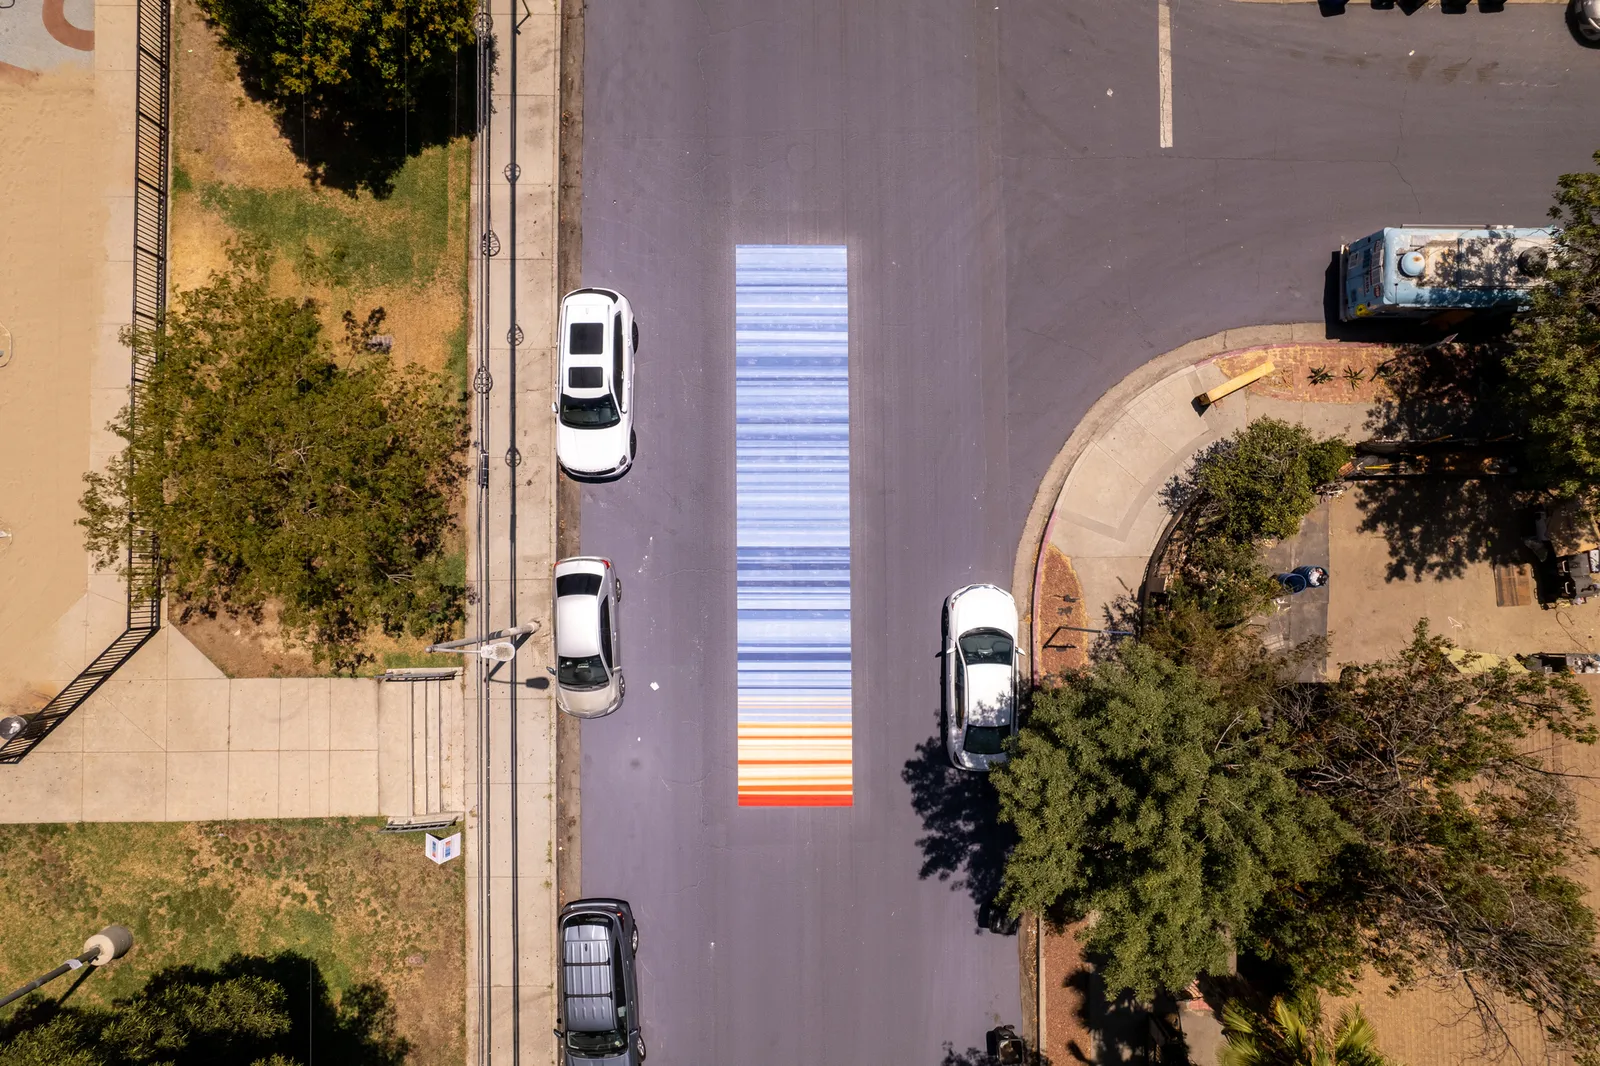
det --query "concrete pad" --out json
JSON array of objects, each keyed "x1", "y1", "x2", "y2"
[
  {"x1": 278, "y1": 678, "x2": 311, "y2": 750},
  {"x1": 227, "y1": 751, "x2": 279, "y2": 818},
  {"x1": 167, "y1": 680, "x2": 230, "y2": 750},
  {"x1": 327, "y1": 749, "x2": 379, "y2": 816},
  {"x1": 32, "y1": 706, "x2": 86, "y2": 754},
  {"x1": 1069, "y1": 555, "x2": 1150, "y2": 630},
  {"x1": 166, "y1": 751, "x2": 229, "y2": 820},
  {"x1": 80, "y1": 680, "x2": 166, "y2": 751},
  {"x1": 1057, "y1": 442, "x2": 1145, "y2": 532},
  {"x1": 1096, "y1": 414, "x2": 1177, "y2": 487},
  {"x1": 278, "y1": 749, "x2": 326, "y2": 818},
  {"x1": 308, "y1": 679, "x2": 331, "y2": 749},
  {"x1": 82, "y1": 751, "x2": 165, "y2": 820},
  {"x1": 377, "y1": 682, "x2": 414, "y2": 816},
  {"x1": 229, "y1": 679, "x2": 283, "y2": 750},
  {"x1": 1124, "y1": 374, "x2": 1210, "y2": 452},
  {"x1": 328, "y1": 681, "x2": 378, "y2": 749},
  {"x1": 0, "y1": 754, "x2": 83, "y2": 822}
]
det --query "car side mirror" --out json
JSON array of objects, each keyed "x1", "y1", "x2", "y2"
[
  {"x1": 1015, "y1": 649, "x2": 1026, "y2": 658},
  {"x1": 553, "y1": 1028, "x2": 563, "y2": 1040},
  {"x1": 547, "y1": 666, "x2": 557, "y2": 677},
  {"x1": 551, "y1": 401, "x2": 559, "y2": 414}
]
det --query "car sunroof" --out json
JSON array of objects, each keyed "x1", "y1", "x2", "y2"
[
  {"x1": 569, "y1": 322, "x2": 605, "y2": 355},
  {"x1": 567, "y1": 366, "x2": 604, "y2": 389}
]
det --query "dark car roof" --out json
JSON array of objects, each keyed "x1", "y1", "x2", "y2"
[{"x1": 562, "y1": 917, "x2": 619, "y2": 1032}]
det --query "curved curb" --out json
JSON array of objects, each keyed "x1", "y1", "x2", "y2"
[{"x1": 1011, "y1": 322, "x2": 1328, "y2": 681}]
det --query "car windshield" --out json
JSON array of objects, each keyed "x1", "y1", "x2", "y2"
[
  {"x1": 566, "y1": 1030, "x2": 627, "y2": 1055},
  {"x1": 959, "y1": 628, "x2": 1014, "y2": 666},
  {"x1": 559, "y1": 655, "x2": 609, "y2": 690},
  {"x1": 560, "y1": 392, "x2": 620, "y2": 429},
  {"x1": 963, "y1": 725, "x2": 1008, "y2": 756}
]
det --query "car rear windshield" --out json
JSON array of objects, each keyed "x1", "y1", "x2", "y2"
[
  {"x1": 560, "y1": 392, "x2": 620, "y2": 429},
  {"x1": 559, "y1": 654, "x2": 609, "y2": 690},
  {"x1": 557, "y1": 573, "x2": 603, "y2": 598},
  {"x1": 963, "y1": 725, "x2": 1008, "y2": 756},
  {"x1": 959, "y1": 628, "x2": 1014, "y2": 666},
  {"x1": 569, "y1": 322, "x2": 605, "y2": 355}
]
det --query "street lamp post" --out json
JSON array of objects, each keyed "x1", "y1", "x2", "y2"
[
  {"x1": 427, "y1": 623, "x2": 538, "y2": 663},
  {"x1": 0, "y1": 925, "x2": 133, "y2": 1010}
]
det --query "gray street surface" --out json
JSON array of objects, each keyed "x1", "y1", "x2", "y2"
[{"x1": 574, "y1": 2, "x2": 1600, "y2": 1063}]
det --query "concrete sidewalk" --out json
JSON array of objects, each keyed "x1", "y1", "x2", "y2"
[
  {"x1": 462, "y1": 0, "x2": 563, "y2": 1060},
  {"x1": 0, "y1": 616, "x2": 465, "y2": 824}
]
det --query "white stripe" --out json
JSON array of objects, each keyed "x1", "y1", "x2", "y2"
[{"x1": 1158, "y1": 0, "x2": 1174, "y2": 149}]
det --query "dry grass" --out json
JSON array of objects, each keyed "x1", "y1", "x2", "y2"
[{"x1": 0, "y1": 820, "x2": 465, "y2": 1065}]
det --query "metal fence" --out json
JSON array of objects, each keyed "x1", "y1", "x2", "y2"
[{"x1": 0, "y1": 0, "x2": 169, "y2": 764}]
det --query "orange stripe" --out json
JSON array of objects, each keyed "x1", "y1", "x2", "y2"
[{"x1": 738, "y1": 794, "x2": 854, "y2": 807}]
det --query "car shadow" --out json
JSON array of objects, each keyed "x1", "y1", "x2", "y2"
[{"x1": 901, "y1": 729, "x2": 1018, "y2": 934}]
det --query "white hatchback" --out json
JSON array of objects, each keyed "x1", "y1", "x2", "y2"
[
  {"x1": 554, "y1": 288, "x2": 636, "y2": 480},
  {"x1": 553, "y1": 557, "x2": 625, "y2": 718},
  {"x1": 942, "y1": 584, "x2": 1022, "y2": 771}
]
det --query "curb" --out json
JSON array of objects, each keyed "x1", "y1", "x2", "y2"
[{"x1": 1010, "y1": 323, "x2": 1327, "y2": 683}]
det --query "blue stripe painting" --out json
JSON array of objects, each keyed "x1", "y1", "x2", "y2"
[{"x1": 734, "y1": 245, "x2": 852, "y2": 807}]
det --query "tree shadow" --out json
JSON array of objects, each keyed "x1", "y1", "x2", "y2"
[
  {"x1": 902, "y1": 730, "x2": 1017, "y2": 933},
  {"x1": 1363, "y1": 339, "x2": 1518, "y2": 443},
  {"x1": 936, "y1": 1026, "x2": 1048, "y2": 1065},
  {"x1": 216, "y1": 19, "x2": 488, "y2": 197},
  {"x1": 1353, "y1": 479, "x2": 1533, "y2": 583},
  {"x1": 0, "y1": 951, "x2": 409, "y2": 1065}
]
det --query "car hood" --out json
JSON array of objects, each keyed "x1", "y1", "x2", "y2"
[
  {"x1": 557, "y1": 420, "x2": 630, "y2": 475},
  {"x1": 564, "y1": 1050, "x2": 636, "y2": 1066},
  {"x1": 964, "y1": 664, "x2": 1014, "y2": 726}
]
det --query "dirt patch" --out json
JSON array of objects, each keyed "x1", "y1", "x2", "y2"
[
  {"x1": 0, "y1": 820, "x2": 465, "y2": 1066},
  {"x1": 1035, "y1": 544, "x2": 1090, "y2": 683},
  {"x1": 1042, "y1": 920, "x2": 1095, "y2": 1065},
  {"x1": 171, "y1": 600, "x2": 321, "y2": 678},
  {"x1": 1214, "y1": 342, "x2": 1398, "y2": 404}
]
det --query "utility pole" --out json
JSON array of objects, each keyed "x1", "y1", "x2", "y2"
[{"x1": 0, "y1": 925, "x2": 133, "y2": 1010}]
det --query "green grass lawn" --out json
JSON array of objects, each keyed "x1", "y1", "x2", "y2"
[{"x1": 0, "y1": 820, "x2": 464, "y2": 1064}]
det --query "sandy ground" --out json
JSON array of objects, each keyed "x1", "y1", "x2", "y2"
[{"x1": 0, "y1": 65, "x2": 107, "y2": 711}]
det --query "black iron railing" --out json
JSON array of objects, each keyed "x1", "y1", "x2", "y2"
[{"x1": 0, "y1": 0, "x2": 169, "y2": 764}]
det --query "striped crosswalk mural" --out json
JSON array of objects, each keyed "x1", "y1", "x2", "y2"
[{"x1": 735, "y1": 245, "x2": 852, "y2": 807}]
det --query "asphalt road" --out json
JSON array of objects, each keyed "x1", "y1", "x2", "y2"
[{"x1": 574, "y1": 3, "x2": 1600, "y2": 1063}]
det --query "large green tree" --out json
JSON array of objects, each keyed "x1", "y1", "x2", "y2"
[
  {"x1": 79, "y1": 249, "x2": 467, "y2": 669},
  {"x1": 1251, "y1": 623, "x2": 1600, "y2": 1064},
  {"x1": 1186, "y1": 417, "x2": 1350, "y2": 543},
  {"x1": 1506, "y1": 150, "x2": 1600, "y2": 497},
  {"x1": 197, "y1": 0, "x2": 475, "y2": 114},
  {"x1": 990, "y1": 641, "x2": 1340, "y2": 998}
]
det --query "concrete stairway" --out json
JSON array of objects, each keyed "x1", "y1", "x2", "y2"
[{"x1": 378, "y1": 669, "x2": 466, "y2": 824}]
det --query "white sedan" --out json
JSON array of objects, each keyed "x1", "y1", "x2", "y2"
[
  {"x1": 942, "y1": 584, "x2": 1021, "y2": 771},
  {"x1": 554, "y1": 288, "x2": 636, "y2": 480},
  {"x1": 553, "y1": 557, "x2": 625, "y2": 718}
]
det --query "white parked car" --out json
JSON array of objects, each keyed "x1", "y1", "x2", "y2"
[
  {"x1": 554, "y1": 557, "x2": 624, "y2": 718},
  {"x1": 554, "y1": 288, "x2": 637, "y2": 480},
  {"x1": 942, "y1": 584, "x2": 1021, "y2": 771}
]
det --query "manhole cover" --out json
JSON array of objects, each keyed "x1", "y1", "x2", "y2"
[{"x1": 0, "y1": 322, "x2": 11, "y2": 369}]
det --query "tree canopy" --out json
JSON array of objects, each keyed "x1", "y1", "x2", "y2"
[
  {"x1": 990, "y1": 641, "x2": 1339, "y2": 998},
  {"x1": 1505, "y1": 150, "x2": 1600, "y2": 498},
  {"x1": 79, "y1": 249, "x2": 467, "y2": 670},
  {"x1": 197, "y1": 0, "x2": 476, "y2": 114},
  {"x1": 1186, "y1": 417, "x2": 1350, "y2": 543}
]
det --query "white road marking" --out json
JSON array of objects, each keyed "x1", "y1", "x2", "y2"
[{"x1": 1158, "y1": 0, "x2": 1174, "y2": 148}]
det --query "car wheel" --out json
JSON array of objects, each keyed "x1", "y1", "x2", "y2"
[
  {"x1": 631, "y1": 925, "x2": 639, "y2": 953},
  {"x1": 614, "y1": 577, "x2": 623, "y2": 602},
  {"x1": 618, "y1": 675, "x2": 626, "y2": 698},
  {"x1": 632, "y1": 320, "x2": 640, "y2": 351},
  {"x1": 630, "y1": 429, "x2": 637, "y2": 457},
  {"x1": 634, "y1": 1035, "x2": 646, "y2": 1060}
]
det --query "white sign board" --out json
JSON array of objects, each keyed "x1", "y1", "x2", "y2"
[{"x1": 425, "y1": 832, "x2": 461, "y2": 865}]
